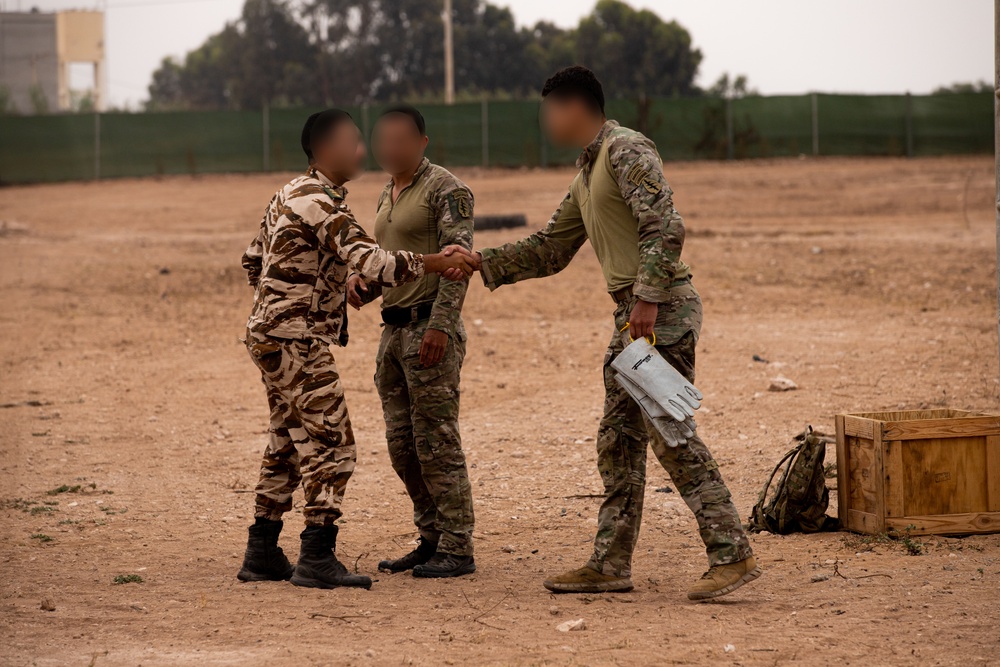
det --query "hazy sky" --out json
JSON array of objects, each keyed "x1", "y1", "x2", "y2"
[{"x1": 8, "y1": 0, "x2": 993, "y2": 108}]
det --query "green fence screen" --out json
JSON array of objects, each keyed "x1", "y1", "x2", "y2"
[{"x1": 0, "y1": 93, "x2": 992, "y2": 184}]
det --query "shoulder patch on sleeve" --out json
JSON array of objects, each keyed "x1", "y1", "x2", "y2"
[
  {"x1": 447, "y1": 189, "x2": 473, "y2": 220},
  {"x1": 322, "y1": 186, "x2": 344, "y2": 201},
  {"x1": 625, "y1": 162, "x2": 662, "y2": 195}
]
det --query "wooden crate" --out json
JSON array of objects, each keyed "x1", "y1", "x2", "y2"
[{"x1": 835, "y1": 409, "x2": 1000, "y2": 536}]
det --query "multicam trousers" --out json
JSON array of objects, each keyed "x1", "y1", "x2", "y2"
[
  {"x1": 246, "y1": 329, "x2": 357, "y2": 526},
  {"x1": 587, "y1": 283, "x2": 754, "y2": 577},
  {"x1": 374, "y1": 319, "x2": 475, "y2": 556}
]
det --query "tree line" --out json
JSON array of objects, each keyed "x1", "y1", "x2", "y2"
[{"x1": 147, "y1": 0, "x2": 707, "y2": 110}]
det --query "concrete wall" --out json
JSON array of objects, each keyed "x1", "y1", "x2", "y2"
[{"x1": 0, "y1": 12, "x2": 59, "y2": 114}]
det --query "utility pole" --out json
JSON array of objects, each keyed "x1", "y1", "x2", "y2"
[
  {"x1": 443, "y1": 0, "x2": 454, "y2": 105},
  {"x1": 995, "y1": 0, "x2": 1000, "y2": 376}
]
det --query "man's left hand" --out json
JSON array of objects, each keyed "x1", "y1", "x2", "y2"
[
  {"x1": 419, "y1": 328, "x2": 449, "y2": 367},
  {"x1": 628, "y1": 299, "x2": 658, "y2": 341}
]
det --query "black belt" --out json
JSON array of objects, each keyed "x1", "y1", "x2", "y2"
[
  {"x1": 381, "y1": 302, "x2": 434, "y2": 327},
  {"x1": 611, "y1": 277, "x2": 692, "y2": 305}
]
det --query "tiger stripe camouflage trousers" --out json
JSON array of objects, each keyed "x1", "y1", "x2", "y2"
[
  {"x1": 246, "y1": 329, "x2": 357, "y2": 526},
  {"x1": 587, "y1": 290, "x2": 753, "y2": 578}
]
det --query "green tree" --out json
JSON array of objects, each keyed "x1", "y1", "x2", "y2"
[
  {"x1": 705, "y1": 73, "x2": 757, "y2": 99},
  {"x1": 28, "y1": 84, "x2": 49, "y2": 114},
  {"x1": 148, "y1": 0, "x2": 320, "y2": 109},
  {"x1": 0, "y1": 85, "x2": 16, "y2": 115},
  {"x1": 147, "y1": 0, "x2": 709, "y2": 108},
  {"x1": 575, "y1": 0, "x2": 701, "y2": 98},
  {"x1": 932, "y1": 80, "x2": 992, "y2": 95}
]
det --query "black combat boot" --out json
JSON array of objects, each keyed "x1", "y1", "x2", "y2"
[
  {"x1": 290, "y1": 524, "x2": 373, "y2": 590},
  {"x1": 237, "y1": 517, "x2": 294, "y2": 582},
  {"x1": 377, "y1": 537, "x2": 438, "y2": 573},
  {"x1": 412, "y1": 553, "x2": 476, "y2": 578}
]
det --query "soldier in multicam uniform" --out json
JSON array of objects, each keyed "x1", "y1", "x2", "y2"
[
  {"x1": 346, "y1": 105, "x2": 476, "y2": 578},
  {"x1": 237, "y1": 108, "x2": 476, "y2": 590},
  {"x1": 466, "y1": 67, "x2": 761, "y2": 600}
]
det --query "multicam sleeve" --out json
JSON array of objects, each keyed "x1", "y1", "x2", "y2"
[
  {"x1": 427, "y1": 180, "x2": 475, "y2": 337},
  {"x1": 241, "y1": 199, "x2": 272, "y2": 288},
  {"x1": 318, "y1": 206, "x2": 425, "y2": 287},
  {"x1": 608, "y1": 133, "x2": 685, "y2": 303},
  {"x1": 478, "y1": 188, "x2": 587, "y2": 291}
]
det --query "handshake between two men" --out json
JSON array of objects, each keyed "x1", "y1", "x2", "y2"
[{"x1": 347, "y1": 244, "x2": 482, "y2": 310}]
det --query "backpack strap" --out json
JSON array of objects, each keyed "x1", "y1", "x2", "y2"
[{"x1": 748, "y1": 443, "x2": 800, "y2": 532}]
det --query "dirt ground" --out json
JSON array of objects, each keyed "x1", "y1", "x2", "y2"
[{"x1": 1, "y1": 156, "x2": 998, "y2": 667}]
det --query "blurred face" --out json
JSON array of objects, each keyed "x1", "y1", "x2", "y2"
[
  {"x1": 542, "y1": 95, "x2": 588, "y2": 147},
  {"x1": 373, "y1": 114, "x2": 428, "y2": 175},
  {"x1": 314, "y1": 120, "x2": 367, "y2": 180}
]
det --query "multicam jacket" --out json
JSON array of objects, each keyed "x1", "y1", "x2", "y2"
[
  {"x1": 373, "y1": 158, "x2": 474, "y2": 339},
  {"x1": 242, "y1": 168, "x2": 425, "y2": 345},
  {"x1": 479, "y1": 120, "x2": 690, "y2": 303}
]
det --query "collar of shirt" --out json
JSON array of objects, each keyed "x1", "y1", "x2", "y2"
[
  {"x1": 308, "y1": 167, "x2": 348, "y2": 200},
  {"x1": 383, "y1": 157, "x2": 432, "y2": 195},
  {"x1": 575, "y1": 119, "x2": 620, "y2": 171}
]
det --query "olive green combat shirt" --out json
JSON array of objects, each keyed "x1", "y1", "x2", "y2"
[
  {"x1": 372, "y1": 158, "x2": 475, "y2": 338},
  {"x1": 480, "y1": 120, "x2": 690, "y2": 302}
]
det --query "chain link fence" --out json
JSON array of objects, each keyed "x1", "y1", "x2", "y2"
[{"x1": 0, "y1": 93, "x2": 991, "y2": 184}]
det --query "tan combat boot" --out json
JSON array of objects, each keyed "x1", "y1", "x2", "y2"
[
  {"x1": 543, "y1": 566, "x2": 634, "y2": 593},
  {"x1": 687, "y1": 556, "x2": 761, "y2": 601}
]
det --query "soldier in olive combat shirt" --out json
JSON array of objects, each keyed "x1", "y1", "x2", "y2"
[
  {"x1": 347, "y1": 105, "x2": 476, "y2": 578},
  {"x1": 466, "y1": 67, "x2": 760, "y2": 600}
]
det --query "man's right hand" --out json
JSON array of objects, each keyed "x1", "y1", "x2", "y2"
[
  {"x1": 425, "y1": 245, "x2": 476, "y2": 280},
  {"x1": 443, "y1": 246, "x2": 483, "y2": 272},
  {"x1": 346, "y1": 274, "x2": 369, "y2": 310}
]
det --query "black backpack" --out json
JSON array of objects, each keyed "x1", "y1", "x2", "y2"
[{"x1": 747, "y1": 427, "x2": 838, "y2": 534}]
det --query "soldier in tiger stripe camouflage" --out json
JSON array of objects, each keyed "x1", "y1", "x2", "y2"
[{"x1": 236, "y1": 108, "x2": 476, "y2": 591}]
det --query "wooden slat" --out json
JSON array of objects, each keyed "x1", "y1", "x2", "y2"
[
  {"x1": 886, "y1": 512, "x2": 1000, "y2": 536},
  {"x1": 881, "y1": 415, "x2": 1000, "y2": 441},
  {"x1": 883, "y1": 440, "x2": 904, "y2": 518},
  {"x1": 835, "y1": 415, "x2": 849, "y2": 529},
  {"x1": 987, "y1": 435, "x2": 1000, "y2": 512},
  {"x1": 843, "y1": 415, "x2": 874, "y2": 439},
  {"x1": 847, "y1": 509, "x2": 882, "y2": 535},
  {"x1": 871, "y1": 423, "x2": 885, "y2": 532},
  {"x1": 850, "y1": 409, "x2": 973, "y2": 421}
]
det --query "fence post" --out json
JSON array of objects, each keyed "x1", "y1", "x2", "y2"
[
  {"x1": 94, "y1": 111, "x2": 101, "y2": 180},
  {"x1": 811, "y1": 93, "x2": 819, "y2": 156},
  {"x1": 481, "y1": 97, "x2": 489, "y2": 168},
  {"x1": 904, "y1": 92, "x2": 914, "y2": 158},
  {"x1": 262, "y1": 103, "x2": 270, "y2": 172},
  {"x1": 725, "y1": 97, "x2": 734, "y2": 160}
]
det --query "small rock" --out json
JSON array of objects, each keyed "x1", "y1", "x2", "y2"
[
  {"x1": 752, "y1": 354, "x2": 769, "y2": 363},
  {"x1": 364, "y1": 648, "x2": 376, "y2": 658},
  {"x1": 810, "y1": 573, "x2": 831, "y2": 583},
  {"x1": 723, "y1": 644, "x2": 736, "y2": 653},
  {"x1": 557, "y1": 618, "x2": 586, "y2": 632},
  {"x1": 159, "y1": 267, "x2": 171, "y2": 275},
  {"x1": 654, "y1": 486, "x2": 673, "y2": 494},
  {"x1": 501, "y1": 545, "x2": 516, "y2": 553},
  {"x1": 548, "y1": 606, "x2": 560, "y2": 616},
  {"x1": 768, "y1": 376, "x2": 798, "y2": 392},
  {"x1": 810, "y1": 246, "x2": 823, "y2": 255},
  {"x1": 40, "y1": 598, "x2": 56, "y2": 612}
]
